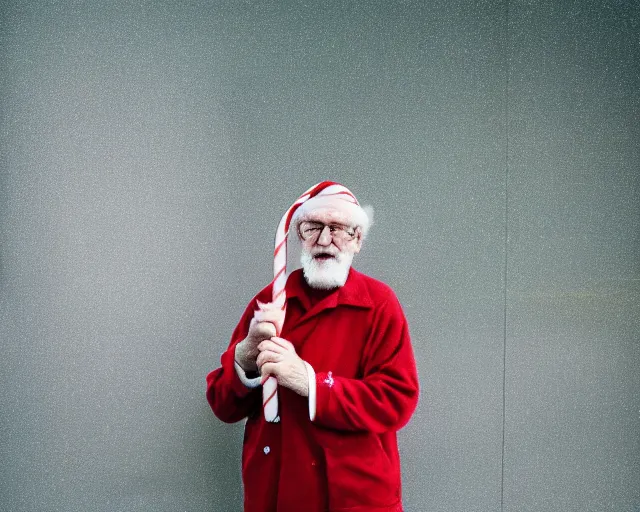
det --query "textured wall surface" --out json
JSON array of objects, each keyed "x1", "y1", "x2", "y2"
[
  {"x1": 0, "y1": 1, "x2": 638, "y2": 511},
  {"x1": 504, "y1": 2, "x2": 640, "y2": 511}
]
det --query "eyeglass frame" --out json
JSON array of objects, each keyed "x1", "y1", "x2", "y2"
[{"x1": 297, "y1": 221, "x2": 359, "y2": 243}]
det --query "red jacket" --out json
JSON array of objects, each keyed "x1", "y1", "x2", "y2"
[{"x1": 206, "y1": 268, "x2": 419, "y2": 512}]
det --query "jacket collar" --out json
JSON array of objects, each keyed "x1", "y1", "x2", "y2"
[{"x1": 285, "y1": 267, "x2": 373, "y2": 313}]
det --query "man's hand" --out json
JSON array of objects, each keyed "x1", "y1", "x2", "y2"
[
  {"x1": 235, "y1": 303, "x2": 284, "y2": 372},
  {"x1": 257, "y1": 337, "x2": 309, "y2": 397}
]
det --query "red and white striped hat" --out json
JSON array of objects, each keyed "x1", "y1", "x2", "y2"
[{"x1": 288, "y1": 182, "x2": 372, "y2": 239}]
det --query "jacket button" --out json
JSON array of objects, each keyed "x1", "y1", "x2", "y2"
[{"x1": 263, "y1": 446, "x2": 270, "y2": 455}]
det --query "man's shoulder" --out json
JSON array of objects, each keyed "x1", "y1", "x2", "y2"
[
  {"x1": 349, "y1": 269, "x2": 408, "y2": 322},
  {"x1": 349, "y1": 268, "x2": 399, "y2": 303}
]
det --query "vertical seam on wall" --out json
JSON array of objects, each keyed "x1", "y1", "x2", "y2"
[{"x1": 501, "y1": 1, "x2": 510, "y2": 512}]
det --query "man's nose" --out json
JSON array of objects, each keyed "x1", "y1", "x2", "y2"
[{"x1": 316, "y1": 225, "x2": 332, "y2": 246}]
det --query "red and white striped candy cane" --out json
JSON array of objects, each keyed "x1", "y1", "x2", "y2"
[{"x1": 262, "y1": 181, "x2": 360, "y2": 422}]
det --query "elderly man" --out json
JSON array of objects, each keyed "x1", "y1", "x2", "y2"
[{"x1": 206, "y1": 182, "x2": 419, "y2": 512}]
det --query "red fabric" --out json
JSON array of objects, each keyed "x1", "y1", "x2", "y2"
[{"x1": 206, "y1": 268, "x2": 419, "y2": 512}]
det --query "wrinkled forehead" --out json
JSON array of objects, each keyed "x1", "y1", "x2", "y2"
[{"x1": 301, "y1": 207, "x2": 354, "y2": 227}]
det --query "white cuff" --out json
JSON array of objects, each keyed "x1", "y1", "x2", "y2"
[
  {"x1": 234, "y1": 360, "x2": 262, "y2": 389},
  {"x1": 304, "y1": 361, "x2": 316, "y2": 421}
]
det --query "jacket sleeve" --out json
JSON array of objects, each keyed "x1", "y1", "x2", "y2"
[
  {"x1": 313, "y1": 295, "x2": 419, "y2": 433},
  {"x1": 205, "y1": 291, "x2": 267, "y2": 424}
]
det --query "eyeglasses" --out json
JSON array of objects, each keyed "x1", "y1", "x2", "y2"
[{"x1": 298, "y1": 221, "x2": 357, "y2": 242}]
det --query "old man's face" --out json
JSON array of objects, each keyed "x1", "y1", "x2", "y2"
[{"x1": 298, "y1": 211, "x2": 362, "y2": 289}]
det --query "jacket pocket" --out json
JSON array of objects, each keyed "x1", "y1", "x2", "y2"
[
  {"x1": 241, "y1": 417, "x2": 279, "y2": 511},
  {"x1": 318, "y1": 430, "x2": 401, "y2": 511}
]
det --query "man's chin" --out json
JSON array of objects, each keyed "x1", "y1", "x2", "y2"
[
  {"x1": 301, "y1": 251, "x2": 352, "y2": 289},
  {"x1": 304, "y1": 272, "x2": 348, "y2": 290}
]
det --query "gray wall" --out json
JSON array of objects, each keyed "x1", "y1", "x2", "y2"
[{"x1": 0, "y1": 1, "x2": 637, "y2": 511}]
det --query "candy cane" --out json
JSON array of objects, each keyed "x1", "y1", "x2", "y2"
[{"x1": 262, "y1": 181, "x2": 360, "y2": 422}]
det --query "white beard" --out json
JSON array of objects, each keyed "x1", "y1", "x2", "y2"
[{"x1": 300, "y1": 249, "x2": 354, "y2": 289}]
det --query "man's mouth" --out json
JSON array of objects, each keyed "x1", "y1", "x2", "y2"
[{"x1": 313, "y1": 252, "x2": 336, "y2": 261}]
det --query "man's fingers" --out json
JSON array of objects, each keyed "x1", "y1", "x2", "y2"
[
  {"x1": 256, "y1": 350, "x2": 281, "y2": 369},
  {"x1": 255, "y1": 320, "x2": 277, "y2": 332},
  {"x1": 260, "y1": 363, "x2": 277, "y2": 384},
  {"x1": 258, "y1": 339, "x2": 289, "y2": 353},
  {"x1": 250, "y1": 321, "x2": 277, "y2": 340},
  {"x1": 269, "y1": 337, "x2": 294, "y2": 351}
]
